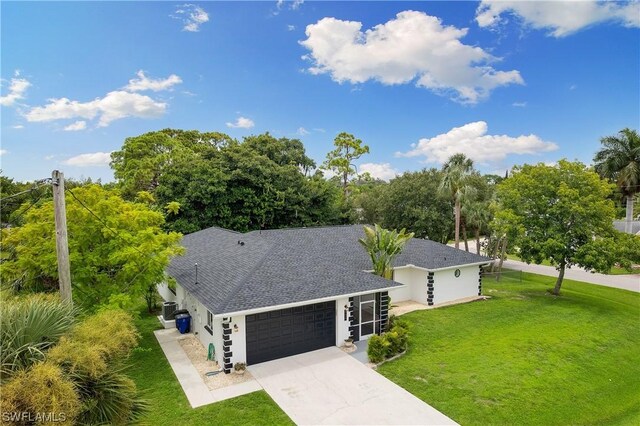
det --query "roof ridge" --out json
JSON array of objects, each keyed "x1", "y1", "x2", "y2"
[{"x1": 215, "y1": 239, "x2": 276, "y2": 313}]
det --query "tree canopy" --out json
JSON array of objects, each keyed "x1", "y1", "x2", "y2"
[
  {"x1": 322, "y1": 132, "x2": 369, "y2": 197},
  {"x1": 494, "y1": 160, "x2": 620, "y2": 294},
  {"x1": 1, "y1": 185, "x2": 183, "y2": 310}
]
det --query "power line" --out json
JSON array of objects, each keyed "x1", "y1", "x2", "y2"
[
  {"x1": 65, "y1": 188, "x2": 169, "y2": 270},
  {"x1": 0, "y1": 179, "x2": 51, "y2": 203}
]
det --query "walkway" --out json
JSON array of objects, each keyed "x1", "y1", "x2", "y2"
[
  {"x1": 154, "y1": 329, "x2": 262, "y2": 408},
  {"x1": 248, "y1": 347, "x2": 457, "y2": 425}
]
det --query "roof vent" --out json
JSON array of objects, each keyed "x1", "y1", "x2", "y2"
[
  {"x1": 194, "y1": 263, "x2": 199, "y2": 284},
  {"x1": 237, "y1": 240, "x2": 245, "y2": 246}
]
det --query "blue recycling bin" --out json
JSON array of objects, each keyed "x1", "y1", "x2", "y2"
[{"x1": 175, "y1": 313, "x2": 191, "y2": 334}]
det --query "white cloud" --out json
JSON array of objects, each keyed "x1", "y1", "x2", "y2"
[
  {"x1": 300, "y1": 11, "x2": 523, "y2": 104},
  {"x1": 0, "y1": 74, "x2": 31, "y2": 107},
  {"x1": 396, "y1": 121, "x2": 558, "y2": 165},
  {"x1": 63, "y1": 120, "x2": 87, "y2": 131},
  {"x1": 26, "y1": 90, "x2": 167, "y2": 127},
  {"x1": 62, "y1": 151, "x2": 112, "y2": 167},
  {"x1": 358, "y1": 162, "x2": 399, "y2": 181},
  {"x1": 297, "y1": 127, "x2": 310, "y2": 135},
  {"x1": 512, "y1": 101, "x2": 527, "y2": 107},
  {"x1": 476, "y1": 0, "x2": 640, "y2": 37},
  {"x1": 0, "y1": 149, "x2": 8, "y2": 156},
  {"x1": 226, "y1": 116, "x2": 255, "y2": 129},
  {"x1": 291, "y1": 0, "x2": 304, "y2": 10},
  {"x1": 125, "y1": 70, "x2": 182, "y2": 92},
  {"x1": 287, "y1": 25, "x2": 296, "y2": 31},
  {"x1": 24, "y1": 71, "x2": 179, "y2": 127},
  {"x1": 12, "y1": 124, "x2": 24, "y2": 129},
  {"x1": 276, "y1": 0, "x2": 303, "y2": 12},
  {"x1": 172, "y1": 4, "x2": 209, "y2": 32}
]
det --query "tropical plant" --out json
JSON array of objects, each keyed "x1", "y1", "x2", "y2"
[
  {"x1": 0, "y1": 294, "x2": 77, "y2": 381},
  {"x1": 462, "y1": 199, "x2": 491, "y2": 255},
  {"x1": 593, "y1": 128, "x2": 640, "y2": 233},
  {"x1": 358, "y1": 224, "x2": 414, "y2": 279},
  {"x1": 439, "y1": 154, "x2": 475, "y2": 249}
]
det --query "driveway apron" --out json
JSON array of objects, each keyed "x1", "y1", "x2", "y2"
[{"x1": 248, "y1": 347, "x2": 457, "y2": 425}]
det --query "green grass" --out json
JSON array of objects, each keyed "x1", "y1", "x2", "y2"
[
  {"x1": 506, "y1": 252, "x2": 640, "y2": 275},
  {"x1": 378, "y1": 273, "x2": 640, "y2": 425},
  {"x1": 128, "y1": 313, "x2": 293, "y2": 426}
]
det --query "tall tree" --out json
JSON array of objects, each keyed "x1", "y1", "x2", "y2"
[
  {"x1": 322, "y1": 132, "x2": 370, "y2": 197},
  {"x1": 494, "y1": 160, "x2": 619, "y2": 295},
  {"x1": 439, "y1": 154, "x2": 474, "y2": 249},
  {"x1": 358, "y1": 224, "x2": 414, "y2": 279},
  {"x1": 593, "y1": 128, "x2": 640, "y2": 233},
  {"x1": 0, "y1": 185, "x2": 183, "y2": 310},
  {"x1": 357, "y1": 169, "x2": 453, "y2": 243}
]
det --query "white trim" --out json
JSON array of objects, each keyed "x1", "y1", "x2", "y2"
[
  {"x1": 368, "y1": 261, "x2": 490, "y2": 274},
  {"x1": 359, "y1": 299, "x2": 376, "y2": 339},
  {"x1": 215, "y1": 285, "x2": 402, "y2": 318}
]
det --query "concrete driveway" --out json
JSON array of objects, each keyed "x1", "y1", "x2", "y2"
[{"x1": 248, "y1": 347, "x2": 457, "y2": 425}]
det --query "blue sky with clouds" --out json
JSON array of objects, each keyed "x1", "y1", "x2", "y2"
[{"x1": 1, "y1": 1, "x2": 639, "y2": 182}]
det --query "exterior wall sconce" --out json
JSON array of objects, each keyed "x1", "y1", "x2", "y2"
[
  {"x1": 233, "y1": 324, "x2": 239, "y2": 332},
  {"x1": 343, "y1": 304, "x2": 348, "y2": 321}
]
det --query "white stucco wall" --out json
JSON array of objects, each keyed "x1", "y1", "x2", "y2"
[
  {"x1": 433, "y1": 265, "x2": 481, "y2": 305},
  {"x1": 335, "y1": 297, "x2": 350, "y2": 345},
  {"x1": 390, "y1": 267, "x2": 429, "y2": 305},
  {"x1": 229, "y1": 315, "x2": 247, "y2": 366},
  {"x1": 156, "y1": 282, "x2": 176, "y2": 303},
  {"x1": 175, "y1": 284, "x2": 215, "y2": 361}
]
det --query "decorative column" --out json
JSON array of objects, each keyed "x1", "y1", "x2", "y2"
[{"x1": 222, "y1": 317, "x2": 233, "y2": 374}]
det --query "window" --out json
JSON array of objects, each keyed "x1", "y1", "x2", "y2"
[{"x1": 207, "y1": 310, "x2": 213, "y2": 329}]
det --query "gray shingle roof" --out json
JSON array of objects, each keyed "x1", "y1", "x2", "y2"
[{"x1": 167, "y1": 225, "x2": 490, "y2": 314}]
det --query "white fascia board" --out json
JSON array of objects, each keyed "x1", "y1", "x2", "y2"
[
  {"x1": 391, "y1": 261, "x2": 490, "y2": 273},
  {"x1": 215, "y1": 285, "x2": 403, "y2": 318},
  {"x1": 425, "y1": 261, "x2": 491, "y2": 272}
]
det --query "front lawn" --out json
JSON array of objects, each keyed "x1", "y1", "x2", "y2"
[
  {"x1": 128, "y1": 313, "x2": 293, "y2": 425},
  {"x1": 379, "y1": 273, "x2": 640, "y2": 425}
]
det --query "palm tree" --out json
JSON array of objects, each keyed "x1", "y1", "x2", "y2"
[
  {"x1": 359, "y1": 224, "x2": 414, "y2": 279},
  {"x1": 594, "y1": 128, "x2": 640, "y2": 234},
  {"x1": 439, "y1": 154, "x2": 474, "y2": 249},
  {"x1": 462, "y1": 199, "x2": 491, "y2": 255}
]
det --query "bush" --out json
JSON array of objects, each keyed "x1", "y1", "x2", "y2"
[
  {"x1": 0, "y1": 294, "x2": 77, "y2": 381},
  {"x1": 0, "y1": 362, "x2": 80, "y2": 425},
  {"x1": 367, "y1": 334, "x2": 390, "y2": 363},
  {"x1": 386, "y1": 314, "x2": 409, "y2": 332},
  {"x1": 386, "y1": 325, "x2": 409, "y2": 354},
  {"x1": 70, "y1": 310, "x2": 139, "y2": 362}
]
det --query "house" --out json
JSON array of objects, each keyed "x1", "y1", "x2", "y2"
[{"x1": 158, "y1": 225, "x2": 490, "y2": 373}]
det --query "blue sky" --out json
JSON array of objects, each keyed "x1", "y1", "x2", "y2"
[{"x1": 1, "y1": 1, "x2": 639, "y2": 182}]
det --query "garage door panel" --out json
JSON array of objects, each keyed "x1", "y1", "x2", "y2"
[{"x1": 246, "y1": 301, "x2": 336, "y2": 365}]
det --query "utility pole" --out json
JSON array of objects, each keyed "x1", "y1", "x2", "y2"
[{"x1": 52, "y1": 170, "x2": 72, "y2": 304}]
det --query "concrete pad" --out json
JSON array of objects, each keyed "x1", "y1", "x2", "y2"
[
  {"x1": 154, "y1": 329, "x2": 263, "y2": 408},
  {"x1": 249, "y1": 347, "x2": 457, "y2": 425}
]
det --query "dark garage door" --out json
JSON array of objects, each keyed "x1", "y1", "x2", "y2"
[{"x1": 245, "y1": 301, "x2": 336, "y2": 365}]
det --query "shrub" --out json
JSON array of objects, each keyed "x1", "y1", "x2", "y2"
[
  {"x1": 48, "y1": 338, "x2": 109, "y2": 379},
  {"x1": 70, "y1": 310, "x2": 139, "y2": 362},
  {"x1": 386, "y1": 325, "x2": 409, "y2": 354},
  {"x1": 386, "y1": 314, "x2": 409, "y2": 332},
  {"x1": 0, "y1": 362, "x2": 80, "y2": 425},
  {"x1": 367, "y1": 334, "x2": 390, "y2": 363},
  {"x1": 0, "y1": 294, "x2": 77, "y2": 381}
]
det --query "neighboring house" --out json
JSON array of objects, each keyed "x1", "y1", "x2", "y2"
[
  {"x1": 613, "y1": 220, "x2": 640, "y2": 235},
  {"x1": 158, "y1": 225, "x2": 489, "y2": 373}
]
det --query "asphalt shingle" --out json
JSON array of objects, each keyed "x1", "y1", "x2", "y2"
[{"x1": 167, "y1": 225, "x2": 490, "y2": 314}]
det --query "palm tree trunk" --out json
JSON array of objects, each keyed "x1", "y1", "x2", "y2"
[
  {"x1": 625, "y1": 194, "x2": 634, "y2": 234},
  {"x1": 462, "y1": 223, "x2": 469, "y2": 252},
  {"x1": 475, "y1": 228, "x2": 481, "y2": 255},
  {"x1": 454, "y1": 200, "x2": 461, "y2": 249},
  {"x1": 553, "y1": 261, "x2": 566, "y2": 295}
]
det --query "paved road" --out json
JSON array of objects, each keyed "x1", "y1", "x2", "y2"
[
  {"x1": 501, "y1": 259, "x2": 639, "y2": 293},
  {"x1": 249, "y1": 347, "x2": 457, "y2": 425},
  {"x1": 448, "y1": 241, "x2": 639, "y2": 293}
]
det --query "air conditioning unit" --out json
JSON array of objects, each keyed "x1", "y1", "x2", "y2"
[{"x1": 162, "y1": 301, "x2": 178, "y2": 320}]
